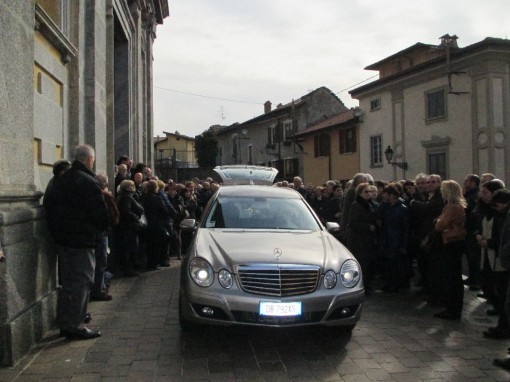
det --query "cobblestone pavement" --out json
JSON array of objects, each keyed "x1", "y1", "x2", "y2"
[{"x1": 1, "y1": 260, "x2": 509, "y2": 381}]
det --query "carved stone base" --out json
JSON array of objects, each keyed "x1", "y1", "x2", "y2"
[{"x1": 0, "y1": 191, "x2": 58, "y2": 366}]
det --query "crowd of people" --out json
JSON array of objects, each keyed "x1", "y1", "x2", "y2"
[
  {"x1": 42, "y1": 148, "x2": 510, "y2": 369},
  {"x1": 43, "y1": 147, "x2": 221, "y2": 340},
  {"x1": 286, "y1": 172, "x2": 510, "y2": 370}
]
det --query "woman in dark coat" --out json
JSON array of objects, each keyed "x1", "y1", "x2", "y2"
[
  {"x1": 140, "y1": 180, "x2": 172, "y2": 270},
  {"x1": 166, "y1": 184, "x2": 185, "y2": 260},
  {"x1": 345, "y1": 182, "x2": 378, "y2": 293},
  {"x1": 180, "y1": 186, "x2": 199, "y2": 254},
  {"x1": 115, "y1": 179, "x2": 144, "y2": 276}
]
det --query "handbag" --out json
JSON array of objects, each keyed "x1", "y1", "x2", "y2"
[
  {"x1": 442, "y1": 225, "x2": 466, "y2": 244},
  {"x1": 134, "y1": 214, "x2": 148, "y2": 231}
]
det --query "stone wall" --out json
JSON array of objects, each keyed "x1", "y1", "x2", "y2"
[{"x1": 0, "y1": 0, "x2": 168, "y2": 367}]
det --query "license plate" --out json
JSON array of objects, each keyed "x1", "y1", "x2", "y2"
[{"x1": 259, "y1": 301, "x2": 302, "y2": 316}]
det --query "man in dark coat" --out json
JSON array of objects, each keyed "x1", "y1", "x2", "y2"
[
  {"x1": 408, "y1": 173, "x2": 434, "y2": 293},
  {"x1": 45, "y1": 145, "x2": 108, "y2": 340},
  {"x1": 422, "y1": 174, "x2": 446, "y2": 303},
  {"x1": 492, "y1": 191, "x2": 510, "y2": 371},
  {"x1": 463, "y1": 174, "x2": 481, "y2": 289},
  {"x1": 340, "y1": 173, "x2": 369, "y2": 240},
  {"x1": 379, "y1": 184, "x2": 410, "y2": 292}
]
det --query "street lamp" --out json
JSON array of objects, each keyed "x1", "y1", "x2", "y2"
[{"x1": 384, "y1": 145, "x2": 408, "y2": 170}]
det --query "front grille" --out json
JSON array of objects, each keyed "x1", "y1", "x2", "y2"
[{"x1": 236, "y1": 264, "x2": 320, "y2": 297}]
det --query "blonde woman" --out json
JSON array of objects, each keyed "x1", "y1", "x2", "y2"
[{"x1": 433, "y1": 180, "x2": 467, "y2": 320}]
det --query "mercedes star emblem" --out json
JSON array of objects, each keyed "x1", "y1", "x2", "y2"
[{"x1": 273, "y1": 248, "x2": 282, "y2": 259}]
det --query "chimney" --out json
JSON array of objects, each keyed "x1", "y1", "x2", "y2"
[{"x1": 264, "y1": 101, "x2": 272, "y2": 114}]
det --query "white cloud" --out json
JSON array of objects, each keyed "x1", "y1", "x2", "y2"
[{"x1": 153, "y1": 0, "x2": 509, "y2": 137}]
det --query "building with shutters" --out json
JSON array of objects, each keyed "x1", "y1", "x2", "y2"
[
  {"x1": 350, "y1": 35, "x2": 510, "y2": 183},
  {"x1": 213, "y1": 87, "x2": 348, "y2": 182}
]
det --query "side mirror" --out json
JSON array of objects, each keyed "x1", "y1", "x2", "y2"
[
  {"x1": 180, "y1": 218, "x2": 197, "y2": 230},
  {"x1": 325, "y1": 222, "x2": 340, "y2": 233}
]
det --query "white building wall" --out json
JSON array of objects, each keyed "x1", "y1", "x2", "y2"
[{"x1": 359, "y1": 91, "x2": 393, "y2": 180}]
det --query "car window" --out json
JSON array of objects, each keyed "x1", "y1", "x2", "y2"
[{"x1": 204, "y1": 196, "x2": 320, "y2": 230}]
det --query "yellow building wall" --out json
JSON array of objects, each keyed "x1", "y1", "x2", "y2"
[
  {"x1": 301, "y1": 128, "x2": 360, "y2": 186},
  {"x1": 155, "y1": 135, "x2": 196, "y2": 164},
  {"x1": 330, "y1": 129, "x2": 360, "y2": 182}
]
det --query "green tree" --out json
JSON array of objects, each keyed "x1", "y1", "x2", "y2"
[{"x1": 195, "y1": 131, "x2": 218, "y2": 167}]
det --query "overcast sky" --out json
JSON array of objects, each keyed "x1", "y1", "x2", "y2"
[{"x1": 152, "y1": 0, "x2": 509, "y2": 139}]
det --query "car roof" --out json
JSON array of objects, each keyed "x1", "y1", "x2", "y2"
[
  {"x1": 213, "y1": 165, "x2": 278, "y2": 185},
  {"x1": 216, "y1": 185, "x2": 302, "y2": 199}
]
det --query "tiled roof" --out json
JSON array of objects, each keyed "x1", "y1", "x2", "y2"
[
  {"x1": 294, "y1": 109, "x2": 357, "y2": 137},
  {"x1": 162, "y1": 131, "x2": 196, "y2": 140}
]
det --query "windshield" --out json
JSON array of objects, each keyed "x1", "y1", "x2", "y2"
[{"x1": 204, "y1": 196, "x2": 320, "y2": 230}]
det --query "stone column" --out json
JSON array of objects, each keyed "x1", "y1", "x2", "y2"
[{"x1": 0, "y1": 1, "x2": 58, "y2": 366}]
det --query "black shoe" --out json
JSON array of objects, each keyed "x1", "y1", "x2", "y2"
[
  {"x1": 61, "y1": 327, "x2": 101, "y2": 340},
  {"x1": 434, "y1": 310, "x2": 461, "y2": 320},
  {"x1": 469, "y1": 284, "x2": 481, "y2": 291},
  {"x1": 477, "y1": 293, "x2": 487, "y2": 299},
  {"x1": 90, "y1": 291, "x2": 113, "y2": 301},
  {"x1": 486, "y1": 308, "x2": 501, "y2": 316},
  {"x1": 493, "y1": 358, "x2": 510, "y2": 371},
  {"x1": 483, "y1": 327, "x2": 510, "y2": 339},
  {"x1": 84, "y1": 313, "x2": 92, "y2": 324},
  {"x1": 463, "y1": 277, "x2": 473, "y2": 286},
  {"x1": 147, "y1": 265, "x2": 161, "y2": 271}
]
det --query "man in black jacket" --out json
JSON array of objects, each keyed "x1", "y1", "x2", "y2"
[
  {"x1": 45, "y1": 145, "x2": 108, "y2": 340},
  {"x1": 492, "y1": 191, "x2": 510, "y2": 371},
  {"x1": 462, "y1": 174, "x2": 481, "y2": 289}
]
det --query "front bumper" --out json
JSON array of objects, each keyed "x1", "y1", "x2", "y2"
[{"x1": 180, "y1": 276, "x2": 364, "y2": 328}]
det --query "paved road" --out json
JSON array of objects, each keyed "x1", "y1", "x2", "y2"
[{"x1": 1, "y1": 260, "x2": 509, "y2": 381}]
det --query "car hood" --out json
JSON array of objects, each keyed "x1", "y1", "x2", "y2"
[{"x1": 192, "y1": 229, "x2": 354, "y2": 272}]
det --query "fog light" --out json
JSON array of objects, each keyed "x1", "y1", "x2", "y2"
[
  {"x1": 201, "y1": 307, "x2": 214, "y2": 316},
  {"x1": 341, "y1": 307, "x2": 351, "y2": 316}
]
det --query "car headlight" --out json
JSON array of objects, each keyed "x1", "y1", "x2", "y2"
[
  {"x1": 218, "y1": 269, "x2": 233, "y2": 289},
  {"x1": 340, "y1": 259, "x2": 360, "y2": 288},
  {"x1": 323, "y1": 270, "x2": 337, "y2": 289},
  {"x1": 189, "y1": 258, "x2": 214, "y2": 287}
]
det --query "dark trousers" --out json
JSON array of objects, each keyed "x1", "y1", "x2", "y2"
[
  {"x1": 356, "y1": 253, "x2": 374, "y2": 291},
  {"x1": 114, "y1": 228, "x2": 139, "y2": 274},
  {"x1": 145, "y1": 230, "x2": 168, "y2": 269},
  {"x1": 464, "y1": 235, "x2": 481, "y2": 284},
  {"x1": 57, "y1": 245, "x2": 95, "y2": 329},
  {"x1": 494, "y1": 271, "x2": 510, "y2": 328},
  {"x1": 169, "y1": 228, "x2": 182, "y2": 258},
  {"x1": 414, "y1": 245, "x2": 429, "y2": 289},
  {"x1": 427, "y1": 247, "x2": 447, "y2": 304},
  {"x1": 92, "y1": 232, "x2": 108, "y2": 294},
  {"x1": 383, "y1": 251, "x2": 400, "y2": 290},
  {"x1": 440, "y1": 241, "x2": 464, "y2": 316}
]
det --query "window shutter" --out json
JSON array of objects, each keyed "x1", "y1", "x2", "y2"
[
  {"x1": 276, "y1": 123, "x2": 283, "y2": 142},
  {"x1": 292, "y1": 158, "x2": 299, "y2": 177}
]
